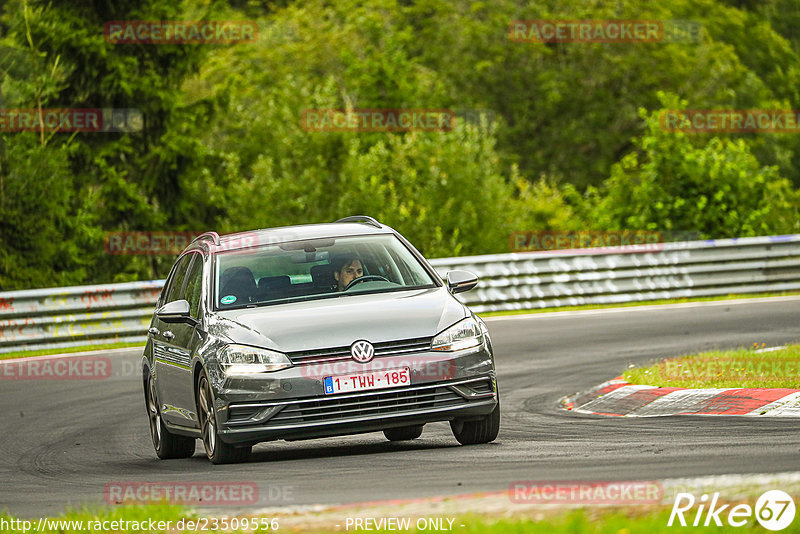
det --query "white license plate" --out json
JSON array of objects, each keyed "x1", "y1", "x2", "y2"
[{"x1": 323, "y1": 367, "x2": 411, "y2": 394}]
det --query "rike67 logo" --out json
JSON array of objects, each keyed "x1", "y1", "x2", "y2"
[{"x1": 669, "y1": 490, "x2": 796, "y2": 531}]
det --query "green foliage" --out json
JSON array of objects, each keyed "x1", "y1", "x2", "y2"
[
  {"x1": 180, "y1": 0, "x2": 585, "y2": 257},
  {"x1": 2, "y1": 0, "x2": 800, "y2": 289},
  {"x1": 511, "y1": 177, "x2": 585, "y2": 234},
  {"x1": 335, "y1": 124, "x2": 514, "y2": 257},
  {"x1": 402, "y1": 0, "x2": 800, "y2": 188},
  {"x1": 0, "y1": 135, "x2": 100, "y2": 289},
  {"x1": 590, "y1": 93, "x2": 800, "y2": 237},
  {"x1": 0, "y1": 0, "x2": 218, "y2": 288},
  {"x1": 624, "y1": 342, "x2": 800, "y2": 389}
]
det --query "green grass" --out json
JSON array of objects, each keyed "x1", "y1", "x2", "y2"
[
  {"x1": 1, "y1": 504, "x2": 785, "y2": 533},
  {"x1": 452, "y1": 508, "x2": 781, "y2": 534},
  {"x1": 0, "y1": 341, "x2": 143, "y2": 361},
  {"x1": 477, "y1": 290, "x2": 800, "y2": 318},
  {"x1": 624, "y1": 343, "x2": 800, "y2": 389}
]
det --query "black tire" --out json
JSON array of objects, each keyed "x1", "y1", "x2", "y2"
[
  {"x1": 383, "y1": 425, "x2": 424, "y2": 441},
  {"x1": 450, "y1": 402, "x2": 500, "y2": 445},
  {"x1": 196, "y1": 371, "x2": 251, "y2": 464},
  {"x1": 145, "y1": 374, "x2": 196, "y2": 459}
]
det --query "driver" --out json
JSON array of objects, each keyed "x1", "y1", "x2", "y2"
[{"x1": 331, "y1": 253, "x2": 364, "y2": 291}]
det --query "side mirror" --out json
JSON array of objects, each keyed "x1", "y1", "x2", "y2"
[
  {"x1": 445, "y1": 270, "x2": 479, "y2": 294},
  {"x1": 156, "y1": 299, "x2": 194, "y2": 324}
]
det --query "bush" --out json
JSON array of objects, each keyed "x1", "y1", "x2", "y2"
[{"x1": 589, "y1": 93, "x2": 800, "y2": 238}]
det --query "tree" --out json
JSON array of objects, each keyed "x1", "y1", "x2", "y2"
[
  {"x1": 0, "y1": 0, "x2": 219, "y2": 288},
  {"x1": 589, "y1": 93, "x2": 800, "y2": 238}
]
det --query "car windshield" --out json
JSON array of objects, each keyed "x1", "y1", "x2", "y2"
[{"x1": 213, "y1": 234, "x2": 438, "y2": 309}]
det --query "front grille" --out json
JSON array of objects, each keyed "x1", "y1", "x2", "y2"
[
  {"x1": 228, "y1": 405, "x2": 262, "y2": 422},
  {"x1": 265, "y1": 386, "x2": 465, "y2": 427},
  {"x1": 471, "y1": 380, "x2": 494, "y2": 394},
  {"x1": 224, "y1": 377, "x2": 496, "y2": 430},
  {"x1": 287, "y1": 337, "x2": 433, "y2": 366}
]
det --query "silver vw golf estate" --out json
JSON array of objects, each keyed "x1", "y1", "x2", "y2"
[{"x1": 142, "y1": 216, "x2": 499, "y2": 463}]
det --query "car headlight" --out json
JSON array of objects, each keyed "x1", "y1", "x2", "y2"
[
  {"x1": 431, "y1": 317, "x2": 484, "y2": 352},
  {"x1": 218, "y1": 344, "x2": 292, "y2": 375}
]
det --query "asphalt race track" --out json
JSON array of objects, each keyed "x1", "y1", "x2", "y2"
[{"x1": 2, "y1": 297, "x2": 800, "y2": 517}]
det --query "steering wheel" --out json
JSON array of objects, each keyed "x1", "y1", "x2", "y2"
[{"x1": 343, "y1": 275, "x2": 390, "y2": 291}]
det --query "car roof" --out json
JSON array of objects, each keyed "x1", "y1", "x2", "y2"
[{"x1": 191, "y1": 220, "x2": 396, "y2": 255}]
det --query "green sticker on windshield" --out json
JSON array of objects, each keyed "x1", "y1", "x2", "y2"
[{"x1": 221, "y1": 295, "x2": 236, "y2": 304}]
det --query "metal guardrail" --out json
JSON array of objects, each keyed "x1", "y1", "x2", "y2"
[
  {"x1": 0, "y1": 281, "x2": 164, "y2": 354},
  {"x1": 1, "y1": 235, "x2": 799, "y2": 353},
  {"x1": 430, "y1": 234, "x2": 800, "y2": 312}
]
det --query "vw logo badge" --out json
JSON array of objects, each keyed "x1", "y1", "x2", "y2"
[{"x1": 351, "y1": 340, "x2": 374, "y2": 363}]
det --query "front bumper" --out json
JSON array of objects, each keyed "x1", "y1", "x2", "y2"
[
  {"x1": 217, "y1": 373, "x2": 497, "y2": 445},
  {"x1": 208, "y1": 340, "x2": 497, "y2": 445}
]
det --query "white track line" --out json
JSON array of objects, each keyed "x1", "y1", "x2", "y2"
[
  {"x1": 571, "y1": 385, "x2": 653, "y2": 415},
  {"x1": 0, "y1": 346, "x2": 142, "y2": 364},
  {"x1": 751, "y1": 392, "x2": 800, "y2": 416},
  {"x1": 483, "y1": 295, "x2": 800, "y2": 321},
  {"x1": 628, "y1": 389, "x2": 729, "y2": 417}
]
